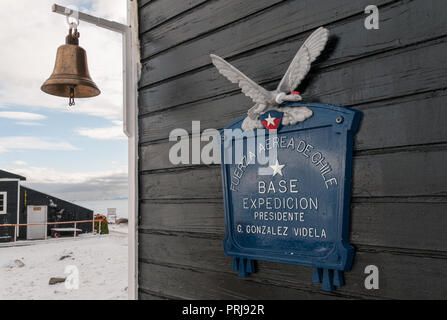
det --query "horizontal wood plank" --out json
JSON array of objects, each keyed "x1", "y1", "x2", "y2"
[
  {"x1": 140, "y1": 137, "x2": 222, "y2": 171},
  {"x1": 139, "y1": 261, "x2": 346, "y2": 299},
  {"x1": 140, "y1": 0, "x2": 444, "y2": 87},
  {"x1": 138, "y1": 0, "x2": 153, "y2": 8},
  {"x1": 140, "y1": 200, "x2": 224, "y2": 235},
  {"x1": 139, "y1": 290, "x2": 170, "y2": 300},
  {"x1": 350, "y1": 202, "x2": 447, "y2": 251},
  {"x1": 139, "y1": 37, "x2": 447, "y2": 117},
  {"x1": 139, "y1": 147, "x2": 447, "y2": 199},
  {"x1": 139, "y1": 166, "x2": 222, "y2": 200},
  {"x1": 139, "y1": 234, "x2": 447, "y2": 299},
  {"x1": 352, "y1": 147, "x2": 447, "y2": 198},
  {"x1": 141, "y1": 0, "x2": 284, "y2": 59},
  {"x1": 139, "y1": 0, "x2": 208, "y2": 33},
  {"x1": 139, "y1": 89, "x2": 447, "y2": 153},
  {"x1": 139, "y1": 201, "x2": 447, "y2": 252}
]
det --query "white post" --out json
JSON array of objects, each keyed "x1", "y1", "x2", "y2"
[{"x1": 16, "y1": 180, "x2": 20, "y2": 240}]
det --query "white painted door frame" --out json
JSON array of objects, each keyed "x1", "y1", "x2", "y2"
[
  {"x1": 51, "y1": 2, "x2": 140, "y2": 300},
  {"x1": 26, "y1": 206, "x2": 48, "y2": 240}
]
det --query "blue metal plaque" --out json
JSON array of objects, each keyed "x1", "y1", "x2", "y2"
[{"x1": 220, "y1": 102, "x2": 362, "y2": 291}]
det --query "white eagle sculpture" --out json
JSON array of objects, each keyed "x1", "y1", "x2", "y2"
[{"x1": 210, "y1": 27, "x2": 329, "y2": 131}]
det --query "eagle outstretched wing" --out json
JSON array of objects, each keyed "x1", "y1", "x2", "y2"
[
  {"x1": 277, "y1": 27, "x2": 329, "y2": 93},
  {"x1": 210, "y1": 54, "x2": 272, "y2": 105}
]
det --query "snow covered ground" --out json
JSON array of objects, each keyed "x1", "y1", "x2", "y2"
[
  {"x1": 109, "y1": 223, "x2": 129, "y2": 234},
  {"x1": 0, "y1": 230, "x2": 128, "y2": 300}
]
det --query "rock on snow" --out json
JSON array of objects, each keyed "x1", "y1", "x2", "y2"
[{"x1": 0, "y1": 234, "x2": 128, "y2": 300}]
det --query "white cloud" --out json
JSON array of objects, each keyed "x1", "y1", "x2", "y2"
[
  {"x1": 0, "y1": 1, "x2": 128, "y2": 201},
  {"x1": 0, "y1": 136, "x2": 79, "y2": 152},
  {"x1": 15, "y1": 121, "x2": 45, "y2": 127},
  {"x1": 14, "y1": 166, "x2": 128, "y2": 201},
  {"x1": 75, "y1": 120, "x2": 126, "y2": 140},
  {"x1": 0, "y1": 0, "x2": 126, "y2": 120},
  {"x1": 16, "y1": 166, "x2": 127, "y2": 185},
  {"x1": 14, "y1": 160, "x2": 27, "y2": 166},
  {"x1": 0, "y1": 111, "x2": 46, "y2": 121}
]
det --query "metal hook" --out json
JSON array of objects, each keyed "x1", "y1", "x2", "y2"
[{"x1": 65, "y1": 8, "x2": 80, "y2": 30}]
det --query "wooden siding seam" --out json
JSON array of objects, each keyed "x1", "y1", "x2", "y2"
[
  {"x1": 140, "y1": 197, "x2": 223, "y2": 202},
  {"x1": 136, "y1": 0, "x2": 158, "y2": 10},
  {"x1": 138, "y1": 287, "x2": 180, "y2": 300},
  {"x1": 139, "y1": 0, "x2": 401, "y2": 64},
  {"x1": 353, "y1": 244, "x2": 447, "y2": 260},
  {"x1": 140, "y1": 198, "x2": 223, "y2": 204},
  {"x1": 138, "y1": 87, "x2": 447, "y2": 146},
  {"x1": 138, "y1": 287, "x2": 185, "y2": 300},
  {"x1": 137, "y1": 85, "x2": 447, "y2": 125},
  {"x1": 138, "y1": 91, "x2": 236, "y2": 119},
  {"x1": 140, "y1": 0, "x2": 288, "y2": 62},
  {"x1": 139, "y1": 196, "x2": 447, "y2": 204},
  {"x1": 140, "y1": 258, "x2": 204, "y2": 274},
  {"x1": 140, "y1": 0, "x2": 211, "y2": 36},
  {"x1": 138, "y1": 258, "x2": 372, "y2": 300},
  {"x1": 139, "y1": 164, "x2": 219, "y2": 175},
  {"x1": 138, "y1": 0, "x2": 432, "y2": 90},
  {"x1": 354, "y1": 142, "x2": 447, "y2": 157},
  {"x1": 138, "y1": 128, "x2": 447, "y2": 157},
  {"x1": 137, "y1": 229, "x2": 447, "y2": 259},
  {"x1": 139, "y1": 196, "x2": 447, "y2": 205},
  {"x1": 137, "y1": 140, "x2": 447, "y2": 176},
  {"x1": 351, "y1": 87, "x2": 447, "y2": 110},
  {"x1": 139, "y1": 195, "x2": 447, "y2": 203},
  {"x1": 137, "y1": 35, "x2": 447, "y2": 117},
  {"x1": 139, "y1": 227, "x2": 223, "y2": 240},
  {"x1": 138, "y1": 32, "x2": 447, "y2": 94},
  {"x1": 351, "y1": 196, "x2": 447, "y2": 204},
  {"x1": 138, "y1": 0, "x2": 156, "y2": 10}
]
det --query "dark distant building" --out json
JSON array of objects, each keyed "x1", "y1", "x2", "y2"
[{"x1": 0, "y1": 169, "x2": 93, "y2": 243}]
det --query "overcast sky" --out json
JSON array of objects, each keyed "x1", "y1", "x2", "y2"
[{"x1": 0, "y1": 0, "x2": 128, "y2": 201}]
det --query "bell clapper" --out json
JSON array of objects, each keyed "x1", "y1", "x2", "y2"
[{"x1": 69, "y1": 87, "x2": 76, "y2": 107}]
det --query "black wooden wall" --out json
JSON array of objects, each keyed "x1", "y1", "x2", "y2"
[
  {"x1": 137, "y1": 0, "x2": 447, "y2": 299},
  {"x1": 0, "y1": 181, "x2": 19, "y2": 243},
  {"x1": 18, "y1": 187, "x2": 94, "y2": 239}
]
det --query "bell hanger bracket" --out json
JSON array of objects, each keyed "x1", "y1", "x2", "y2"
[
  {"x1": 52, "y1": 4, "x2": 129, "y2": 34},
  {"x1": 51, "y1": 3, "x2": 135, "y2": 138}
]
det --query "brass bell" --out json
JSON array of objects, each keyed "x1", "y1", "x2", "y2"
[{"x1": 41, "y1": 28, "x2": 100, "y2": 106}]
